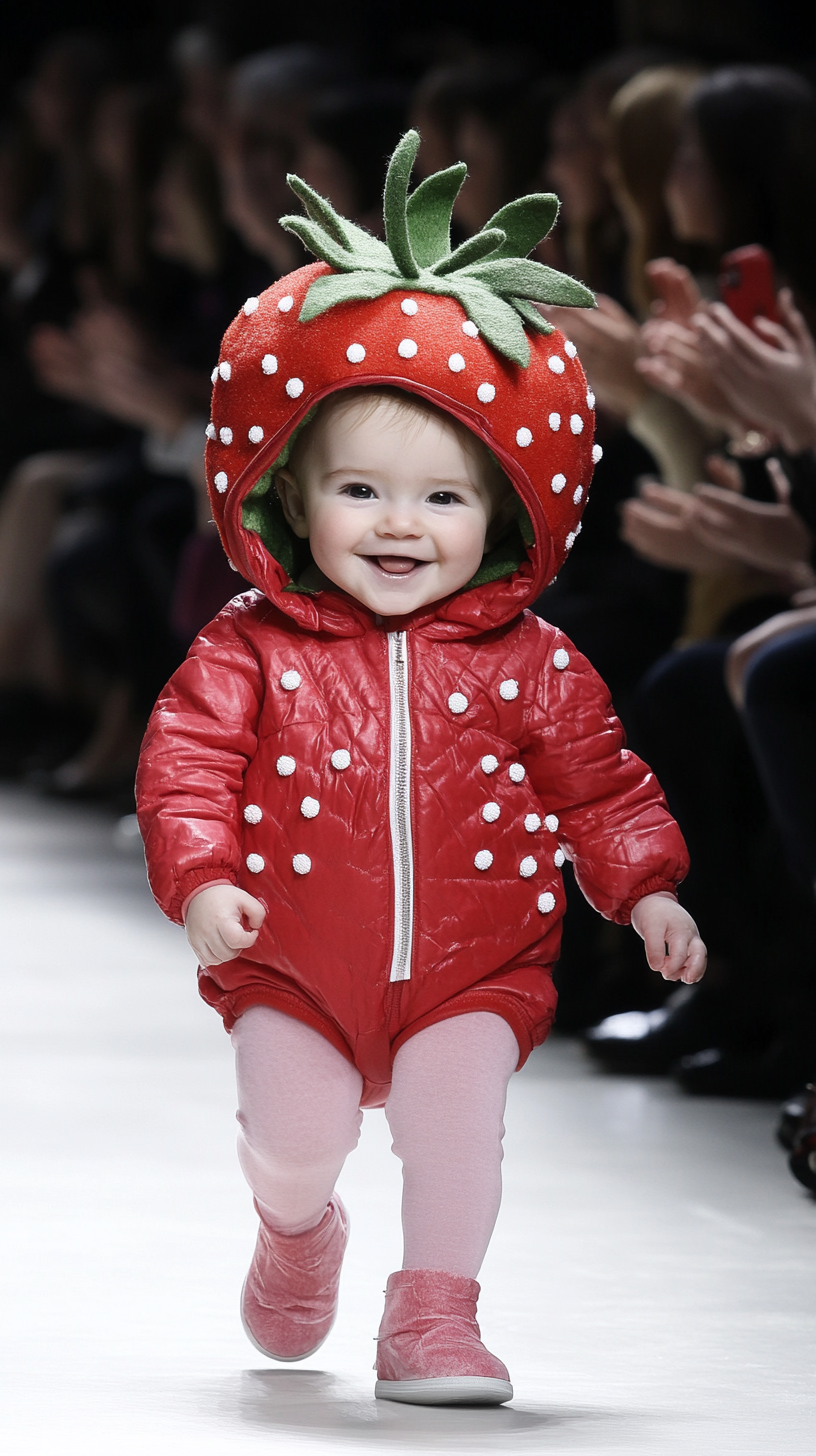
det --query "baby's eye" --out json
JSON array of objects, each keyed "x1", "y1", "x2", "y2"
[
  {"x1": 343, "y1": 484, "x2": 376, "y2": 499},
  {"x1": 427, "y1": 491, "x2": 461, "y2": 506}
]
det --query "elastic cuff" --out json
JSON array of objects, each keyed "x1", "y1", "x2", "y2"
[
  {"x1": 616, "y1": 878, "x2": 680, "y2": 925},
  {"x1": 170, "y1": 866, "x2": 238, "y2": 924}
]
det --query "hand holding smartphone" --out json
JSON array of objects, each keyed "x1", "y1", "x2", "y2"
[{"x1": 718, "y1": 244, "x2": 778, "y2": 329}]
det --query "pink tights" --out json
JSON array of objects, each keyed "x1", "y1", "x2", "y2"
[{"x1": 232, "y1": 1007, "x2": 519, "y2": 1279}]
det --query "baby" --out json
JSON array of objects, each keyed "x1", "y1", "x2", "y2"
[{"x1": 137, "y1": 135, "x2": 705, "y2": 1407}]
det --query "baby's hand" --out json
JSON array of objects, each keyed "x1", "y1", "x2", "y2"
[
  {"x1": 630, "y1": 891, "x2": 707, "y2": 984},
  {"x1": 184, "y1": 884, "x2": 266, "y2": 966}
]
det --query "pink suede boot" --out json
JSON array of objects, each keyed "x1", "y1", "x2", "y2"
[
  {"x1": 375, "y1": 1268, "x2": 513, "y2": 1405},
  {"x1": 241, "y1": 1195, "x2": 349, "y2": 1361}
]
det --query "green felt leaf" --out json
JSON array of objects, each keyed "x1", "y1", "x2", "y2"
[
  {"x1": 482, "y1": 195, "x2": 559, "y2": 259},
  {"x1": 445, "y1": 279, "x2": 531, "y2": 367},
  {"x1": 510, "y1": 297, "x2": 554, "y2": 334},
  {"x1": 383, "y1": 131, "x2": 421, "y2": 279},
  {"x1": 278, "y1": 215, "x2": 358, "y2": 273},
  {"x1": 339, "y1": 218, "x2": 396, "y2": 268},
  {"x1": 286, "y1": 175, "x2": 352, "y2": 250},
  {"x1": 299, "y1": 269, "x2": 401, "y2": 321},
  {"x1": 461, "y1": 257, "x2": 595, "y2": 307},
  {"x1": 405, "y1": 162, "x2": 467, "y2": 267},
  {"x1": 430, "y1": 228, "x2": 507, "y2": 276}
]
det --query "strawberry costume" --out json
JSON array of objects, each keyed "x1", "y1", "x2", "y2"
[{"x1": 136, "y1": 133, "x2": 690, "y2": 1404}]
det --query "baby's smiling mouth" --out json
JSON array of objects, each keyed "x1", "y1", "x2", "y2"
[{"x1": 365, "y1": 555, "x2": 430, "y2": 576}]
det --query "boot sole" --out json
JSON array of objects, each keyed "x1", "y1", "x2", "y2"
[
  {"x1": 240, "y1": 1277, "x2": 336, "y2": 1362},
  {"x1": 375, "y1": 1377, "x2": 513, "y2": 1406}
]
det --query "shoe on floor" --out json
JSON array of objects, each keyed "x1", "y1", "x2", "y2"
[
  {"x1": 777, "y1": 1084, "x2": 816, "y2": 1151},
  {"x1": 241, "y1": 1194, "x2": 348, "y2": 1361},
  {"x1": 584, "y1": 984, "x2": 726, "y2": 1075},
  {"x1": 375, "y1": 1268, "x2": 513, "y2": 1406},
  {"x1": 788, "y1": 1085, "x2": 816, "y2": 1193},
  {"x1": 676, "y1": 1041, "x2": 816, "y2": 1100}
]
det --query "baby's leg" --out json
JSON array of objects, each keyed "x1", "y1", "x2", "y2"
[
  {"x1": 232, "y1": 1006, "x2": 363, "y2": 1235},
  {"x1": 385, "y1": 1012, "x2": 519, "y2": 1278}
]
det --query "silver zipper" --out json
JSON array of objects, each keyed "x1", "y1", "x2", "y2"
[{"x1": 387, "y1": 630, "x2": 414, "y2": 982}]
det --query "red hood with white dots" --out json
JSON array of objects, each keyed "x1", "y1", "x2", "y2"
[{"x1": 205, "y1": 262, "x2": 599, "y2": 639}]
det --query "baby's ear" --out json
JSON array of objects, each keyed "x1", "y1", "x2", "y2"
[{"x1": 275, "y1": 469, "x2": 310, "y2": 539}]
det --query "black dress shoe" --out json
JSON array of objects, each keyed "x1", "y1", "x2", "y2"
[
  {"x1": 789, "y1": 1086, "x2": 816, "y2": 1193},
  {"x1": 583, "y1": 984, "x2": 726, "y2": 1075},
  {"x1": 777, "y1": 1085, "x2": 815, "y2": 1150},
  {"x1": 676, "y1": 1046, "x2": 816, "y2": 1100}
]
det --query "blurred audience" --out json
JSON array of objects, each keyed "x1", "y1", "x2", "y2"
[{"x1": 0, "y1": 25, "x2": 814, "y2": 1134}]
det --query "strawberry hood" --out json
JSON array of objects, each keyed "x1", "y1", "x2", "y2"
[{"x1": 203, "y1": 129, "x2": 601, "y2": 638}]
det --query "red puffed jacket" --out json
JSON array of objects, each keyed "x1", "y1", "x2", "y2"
[{"x1": 136, "y1": 144, "x2": 689, "y2": 1104}]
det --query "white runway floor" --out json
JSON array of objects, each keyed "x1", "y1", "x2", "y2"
[{"x1": 1, "y1": 784, "x2": 815, "y2": 1455}]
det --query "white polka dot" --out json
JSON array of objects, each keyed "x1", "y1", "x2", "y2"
[
  {"x1": 564, "y1": 340, "x2": 577, "y2": 358},
  {"x1": 292, "y1": 853, "x2": 311, "y2": 875},
  {"x1": 300, "y1": 796, "x2": 320, "y2": 819},
  {"x1": 538, "y1": 891, "x2": 556, "y2": 913},
  {"x1": 280, "y1": 670, "x2": 301, "y2": 690},
  {"x1": 218, "y1": 361, "x2": 231, "y2": 381},
  {"x1": 205, "y1": 423, "x2": 216, "y2": 439},
  {"x1": 243, "y1": 297, "x2": 259, "y2": 315},
  {"x1": 516, "y1": 427, "x2": 533, "y2": 448},
  {"x1": 553, "y1": 648, "x2": 570, "y2": 670},
  {"x1": 248, "y1": 425, "x2": 264, "y2": 444},
  {"x1": 246, "y1": 853, "x2": 264, "y2": 873},
  {"x1": 545, "y1": 814, "x2": 559, "y2": 833},
  {"x1": 398, "y1": 338, "x2": 418, "y2": 358},
  {"x1": 586, "y1": 390, "x2": 595, "y2": 409},
  {"x1": 448, "y1": 692, "x2": 468, "y2": 714},
  {"x1": 330, "y1": 749, "x2": 351, "y2": 770},
  {"x1": 276, "y1": 755, "x2": 296, "y2": 776},
  {"x1": 519, "y1": 856, "x2": 537, "y2": 878},
  {"x1": 243, "y1": 804, "x2": 263, "y2": 824},
  {"x1": 401, "y1": 298, "x2": 418, "y2": 315},
  {"x1": 210, "y1": 366, "x2": 219, "y2": 384},
  {"x1": 551, "y1": 473, "x2": 566, "y2": 495},
  {"x1": 474, "y1": 850, "x2": 494, "y2": 871},
  {"x1": 499, "y1": 678, "x2": 519, "y2": 701},
  {"x1": 525, "y1": 813, "x2": 541, "y2": 832},
  {"x1": 573, "y1": 485, "x2": 583, "y2": 504},
  {"x1": 227, "y1": 559, "x2": 238, "y2": 571},
  {"x1": 554, "y1": 848, "x2": 566, "y2": 868},
  {"x1": 565, "y1": 532, "x2": 576, "y2": 551},
  {"x1": 286, "y1": 378, "x2": 304, "y2": 398},
  {"x1": 262, "y1": 354, "x2": 278, "y2": 375},
  {"x1": 477, "y1": 382, "x2": 495, "y2": 403},
  {"x1": 346, "y1": 343, "x2": 366, "y2": 363},
  {"x1": 278, "y1": 295, "x2": 294, "y2": 312},
  {"x1": 509, "y1": 763, "x2": 526, "y2": 784},
  {"x1": 219, "y1": 427, "x2": 233, "y2": 445},
  {"x1": 592, "y1": 444, "x2": 603, "y2": 463},
  {"x1": 462, "y1": 320, "x2": 479, "y2": 338},
  {"x1": 570, "y1": 414, "x2": 584, "y2": 435},
  {"x1": 548, "y1": 355, "x2": 565, "y2": 374},
  {"x1": 482, "y1": 802, "x2": 501, "y2": 823},
  {"x1": 549, "y1": 412, "x2": 561, "y2": 431},
  {"x1": 214, "y1": 471, "x2": 228, "y2": 492},
  {"x1": 481, "y1": 754, "x2": 499, "y2": 774},
  {"x1": 448, "y1": 352, "x2": 466, "y2": 372}
]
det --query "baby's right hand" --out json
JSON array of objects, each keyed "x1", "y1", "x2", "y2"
[{"x1": 184, "y1": 884, "x2": 266, "y2": 966}]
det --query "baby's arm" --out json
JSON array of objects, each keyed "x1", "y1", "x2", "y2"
[
  {"x1": 185, "y1": 883, "x2": 266, "y2": 966},
  {"x1": 630, "y1": 891, "x2": 706, "y2": 984}
]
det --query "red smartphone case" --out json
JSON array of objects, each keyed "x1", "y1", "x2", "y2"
[{"x1": 718, "y1": 245, "x2": 778, "y2": 328}]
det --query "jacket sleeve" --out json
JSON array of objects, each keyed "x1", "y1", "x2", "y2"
[
  {"x1": 519, "y1": 627, "x2": 689, "y2": 924},
  {"x1": 136, "y1": 604, "x2": 264, "y2": 924}
]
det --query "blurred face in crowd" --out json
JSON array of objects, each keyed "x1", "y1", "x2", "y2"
[
  {"x1": 453, "y1": 111, "x2": 504, "y2": 232},
  {"x1": 296, "y1": 137, "x2": 358, "y2": 221},
  {"x1": 547, "y1": 96, "x2": 610, "y2": 228},
  {"x1": 91, "y1": 88, "x2": 135, "y2": 186},
  {"x1": 152, "y1": 147, "x2": 220, "y2": 276},
  {"x1": 664, "y1": 119, "x2": 722, "y2": 246}
]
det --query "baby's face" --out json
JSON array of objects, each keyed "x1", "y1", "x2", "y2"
[{"x1": 276, "y1": 395, "x2": 509, "y2": 616}]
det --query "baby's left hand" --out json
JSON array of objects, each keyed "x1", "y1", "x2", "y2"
[{"x1": 630, "y1": 891, "x2": 707, "y2": 984}]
